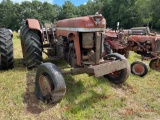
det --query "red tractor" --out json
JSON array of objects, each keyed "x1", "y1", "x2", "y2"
[
  {"x1": 0, "y1": 28, "x2": 14, "y2": 70},
  {"x1": 104, "y1": 27, "x2": 160, "y2": 77},
  {"x1": 20, "y1": 14, "x2": 130, "y2": 104}
]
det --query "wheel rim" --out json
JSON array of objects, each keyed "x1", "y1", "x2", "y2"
[
  {"x1": 132, "y1": 63, "x2": 145, "y2": 75},
  {"x1": 39, "y1": 75, "x2": 53, "y2": 96},
  {"x1": 150, "y1": 59, "x2": 160, "y2": 71}
]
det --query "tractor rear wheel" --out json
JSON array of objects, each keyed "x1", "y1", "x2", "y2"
[
  {"x1": 20, "y1": 25, "x2": 30, "y2": 41},
  {"x1": 20, "y1": 25, "x2": 31, "y2": 66},
  {"x1": 0, "y1": 28, "x2": 14, "y2": 70},
  {"x1": 35, "y1": 63, "x2": 66, "y2": 104},
  {"x1": 23, "y1": 29, "x2": 42, "y2": 69},
  {"x1": 104, "y1": 53, "x2": 130, "y2": 84},
  {"x1": 149, "y1": 59, "x2": 160, "y2": 71},
  {"x1": 131, "y1": 61, "x2": 148, "y2": 77}
]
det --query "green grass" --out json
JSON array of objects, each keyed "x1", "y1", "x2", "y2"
[{"x1": 0, "y1": 33, "x2": 160, "y2": 120}]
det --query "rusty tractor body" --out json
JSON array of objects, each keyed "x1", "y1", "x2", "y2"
[
  {"x1": 20, "y1": 14, "x2": 130, "y2": 104},
  {"x1": 104, "y1": 27, "x2": 160, "y2": 76},
  {"x1": 104, "y1": 29, "x2": 129, "y2": 58}
]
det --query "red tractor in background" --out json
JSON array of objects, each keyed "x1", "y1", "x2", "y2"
[
  {"x1": 104, "y1": 27, "x2": 160, "y2": 77},
  {"x1": 20, "y1": 13, "x2": 130, "y2": 104}
]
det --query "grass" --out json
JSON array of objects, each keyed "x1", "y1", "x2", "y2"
[{"x1": 0, "y1": 32, "x2": 160, "y2": 120}]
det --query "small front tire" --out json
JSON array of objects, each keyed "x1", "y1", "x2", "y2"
[
  {"x1": 131, "y1": 61, "x2": 148, "y2": 77},
  {"x1": 35, "y1": 63, "x2": 66, "y2": 104},
  {"x1": 149, "y1": 59, "x2": 160, "y2": 71},
  {"x1": 104, "y1": 53, "x2": 130, "y2": 84}
]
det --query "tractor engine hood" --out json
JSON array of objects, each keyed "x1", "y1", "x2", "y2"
[{"x1": 56, "y1": 15, "x2": 106, "y2": 32}]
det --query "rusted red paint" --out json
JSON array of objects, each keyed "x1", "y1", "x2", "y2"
[
  {"x1": 105, "y1": 29, "x2": 117, "y2": 37},
  {"x1": 26, "y1": 19, "x2": 42, "y2": 32},
  {"x1": 56, "y1": 15, "x2": 106, "y2": 66},
  {"x1": 56, "y1": 15, "x2": 106, "y2": 29},
  {"x1": 56, "y1": 30, "x2": 81, "y2": 65},
  {"x1": 132, "y1": 64, "x2": 145, "y2": 74},
  {"x1": 104, "y1": 28, "x2": 160, "y2": 62},
  {"x1": 128, "y1": 35, "x2": 160, "y2": 51}
]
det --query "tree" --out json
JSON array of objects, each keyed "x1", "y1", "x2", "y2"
[
  {"x1": 103, "y1": 0, "x2": 141, "y2": 29},
  {"x1": 150, "y1": 0, "x2": 160, "y2": 29},
  {"x1": 40, "y1": 2, "x2": 57, "y2": 23},
  {"x1": 58, "y1": 1, "x2": 77, "y2": 19},
  {"x1": 0, "y1": 0, "x2": 14, "y2": 29},
  {"x1": 0, "y1": 0, "x2": 160, "y2": 31}
]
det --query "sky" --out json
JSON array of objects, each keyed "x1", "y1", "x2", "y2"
[
  {"x1": 0, "y1": 0, "x2": 88, "y2": 6},
  {"x1": 53, "y1": 0, "x2": 88, "y2": 6}
]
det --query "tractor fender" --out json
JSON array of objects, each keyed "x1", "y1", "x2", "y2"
[
  {"x1": 26, "y1": 19, "x2": 41, "y2": 32},
  {"x1": 26, "y1": 19, "x2": 43, "y2": 43},
  {"x1": 105, "y1": 40, "x2": 115, "y2": 49}
]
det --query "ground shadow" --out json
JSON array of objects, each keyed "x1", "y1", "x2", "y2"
[
  {"x1": 0, "y1": 58, "x2": 26, "y2": 73},
  {"x1": 22, "y1": 58, "x2": 74, "y2": 114},
  {"x1": 14, "y1": 58, "x2": 26, "y2": 68},
  {"x1": 23, "y1": 69, "x2": 44, "y2": 114},
  {"x1": 21, "y1": 57, "x2": 133, "y2": 115},
  {"x1": 23, "y1": 69, "x2": 57, "y2": 114},
  {"x1": 62, "y1": 76, "x2": 116, "y2": 112}
]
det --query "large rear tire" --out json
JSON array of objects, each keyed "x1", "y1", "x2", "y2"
[
  {"x1": 0, "y1": 28, "x2": 14, "y2": 70},
  {"x1": 20, "y1": 25, "x2": 30, "y2": 41},
  {"x1": 23, "y1": 28, "x2": 42, "y2": 69},
  {"x1": 104, "y1": 53, "x2": 130, "y2": 84},
  {"x1": 20, "y1": 25, "x2": 29, "y2": 62},
  {"x1": 35, "y1": 63, "x2": 66, "y2": 104}
]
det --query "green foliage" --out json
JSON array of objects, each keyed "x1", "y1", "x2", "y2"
[
  {"x1": 0, "y1": 0, "x2": 160, "y2": 30},
  {"x1": 58, "y1": 1, "x2": 77, "y2": 19},
  {"x1": 155, "y1": 19, "x2": 160, "y2": 29}
]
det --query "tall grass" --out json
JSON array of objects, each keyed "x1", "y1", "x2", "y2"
[{"x1": 0, "y1": 33, "x2": 160, "y2": 120}]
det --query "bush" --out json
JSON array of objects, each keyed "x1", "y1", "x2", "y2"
[{"x1": 155, "y1": 19, "x2": 160, "y2": 29}]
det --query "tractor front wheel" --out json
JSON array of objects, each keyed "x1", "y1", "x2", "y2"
[
  {"x1": 149, "y1": 59, "x2": 160, "y2": 71},
  {"x1": 104, "y1": 53, "x2": 130, "y2": 84},
  {"x1": 35, "y1": 63, "x2": 66, "y2": 104},
  {"x1": 131, "y1": 61, "x2": 148, "y2": 77}
]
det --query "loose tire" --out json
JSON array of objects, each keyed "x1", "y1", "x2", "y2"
[
  {"x1": 23, "y1": 28, "x2": 42, "y2": 69},
  {"x1": 35, "y1": 63, "x2": 66, "y2": 104},
  {"x1": 0, "y1": 28, "x2": 14, "y2": 70},
  {"x1": 131, "y1": 61, "x2": 148, "y2": 77},
  {"x1": 149, "y1": 59, "x2": 160, "y2": 71},
  {"x1": 104, "y1": 53, "x2": 130, "y2": 84}
]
